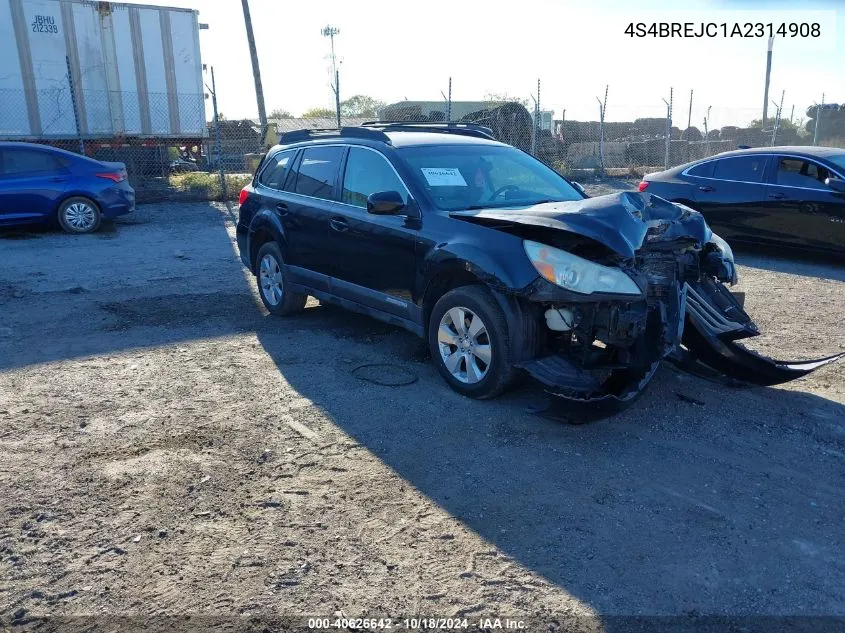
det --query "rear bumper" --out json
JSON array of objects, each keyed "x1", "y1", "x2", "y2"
[{"x1": 98, "y1": 185, "x2": 135, "y2": 219}]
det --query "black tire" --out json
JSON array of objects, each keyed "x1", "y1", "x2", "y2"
[
  {"x1": 57, "y1": 196, "x2": 102, "y2": 234},
  {"x1": 255, "y1": 242, "x2": 307, "y2": 316},
  {"x1": 428, "y1": 285, "x2": 516, "y2": 399}
]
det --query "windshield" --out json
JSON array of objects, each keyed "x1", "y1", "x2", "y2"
[
  {"x1": 397, "y1": 144, "x2": 583, "y2": 211},
  {"x1": 827, "y1": 154, "x2": 845, "y2": 173}
]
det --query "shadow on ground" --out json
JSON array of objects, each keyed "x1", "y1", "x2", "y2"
[{"x1": 2, "y1": 202, "x2": 844, "y2": 619}]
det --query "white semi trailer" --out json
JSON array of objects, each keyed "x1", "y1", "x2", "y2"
[{"x1": 0, "y1": 0, "x2": 206, "y2": 142}]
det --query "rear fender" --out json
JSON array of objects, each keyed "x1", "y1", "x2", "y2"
[{"x1": 247, "y1": 209, "x2": 286, "y2": 273}]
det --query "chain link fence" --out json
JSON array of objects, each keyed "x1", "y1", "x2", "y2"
[{"x1": 2, "y1": 83, "x2": 844, "y2": 202}]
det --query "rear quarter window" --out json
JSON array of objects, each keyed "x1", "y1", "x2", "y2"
[
  {"x1": 258, "y1": 150, "x2": 295, "y2": 190},
  {"x1": 687, "y1": 161, "x2": 714, "y2": 178}
]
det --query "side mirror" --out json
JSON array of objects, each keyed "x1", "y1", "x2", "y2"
[
  {"x1": 572, "y1": 181, "x2": 587, "y2": 196},
  {"x1": 367, "y1": 190, "x2": 406, "y2": 215},
  {"x1": 825, "y1": 177, "x2": 845, "y2": 193}
]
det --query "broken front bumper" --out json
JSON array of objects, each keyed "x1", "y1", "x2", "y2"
[
  {"x1": 681, "y1": 278, "x2": 845, "y2": 386},
  {"x1": 517, "y1": 276, "x2": 843, "y2": 413}
]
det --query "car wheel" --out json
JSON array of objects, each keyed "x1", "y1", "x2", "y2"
[
  {"x1": 255, "y1": 242, "x2": 307, "y2": 316},
  {"x1": 57, "y1": 197, "x2": 101, "y2": 234},
  {"x1": 428, "y1": 285, "x2": 516, "y2": 399}
]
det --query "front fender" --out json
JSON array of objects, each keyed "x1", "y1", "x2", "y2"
[{"x1": 422, "y1": 241, "x2": 539, "y2": 294}]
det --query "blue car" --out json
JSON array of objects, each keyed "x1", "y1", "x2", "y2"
[{"x1": 0, "y1": 142, "x2": 135, "y2": 234}]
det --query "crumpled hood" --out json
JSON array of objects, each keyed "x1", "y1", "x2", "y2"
[{"x1": 449, "y1": 192, "x2": 712, "y2": 258}]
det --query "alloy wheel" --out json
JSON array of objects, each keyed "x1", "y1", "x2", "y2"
[
  {"x1": 259, "y1": 253, "x2": 284, "y2": 306},
  {"x1": 437, "y1": 306, "x2": 492, "y2": 384}
]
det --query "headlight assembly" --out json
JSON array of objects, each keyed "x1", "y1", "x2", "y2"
[{"x1": 523, "y1": 240, "x2": 642, "y2": 296}]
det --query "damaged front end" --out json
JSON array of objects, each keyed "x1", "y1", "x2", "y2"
[{"x1": 455, "y1": 191, "x2": 843, "y2": 414}]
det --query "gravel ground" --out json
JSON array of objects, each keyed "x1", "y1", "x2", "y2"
[{"x1": 1, "y1": 194, "x2": 844, "y2": 629}]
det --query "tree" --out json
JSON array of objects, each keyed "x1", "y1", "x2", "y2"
[
  {"x1": 268, "y1": 108, "x2": 293, "y2": 119},
  {"x1": 301, "y1": 106, "x2": 335, "y2": 118},
  {"x1": 484, "y1": 91, "x2": 530, "y2": 108},
  {"x1": 340, "y1": 94, "x2": 385, "y2": 118}
]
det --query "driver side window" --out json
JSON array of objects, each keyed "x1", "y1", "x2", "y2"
[
  {"x1": 342, "y1": 147, "x2": 408, "y2": 208},
  {"x1": 776, "y1": 157, "x2": 830, "y2": 189}
]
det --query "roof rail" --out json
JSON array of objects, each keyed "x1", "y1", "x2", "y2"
[
  {"x1": 279, "y1": 126, "x2": 391, "y2": 145},
  {"x1": 360, "y1": 121, "x2": 496, "y2": 141}
]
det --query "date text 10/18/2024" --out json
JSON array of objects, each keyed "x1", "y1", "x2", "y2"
[
  {"x1": 624, "y1": 22, "x2": 820, "y2": 38},
  {"x1": 308, "y1": 618, "x2": 526, "y2": 630}
]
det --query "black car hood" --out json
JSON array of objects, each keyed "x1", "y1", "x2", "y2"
[{"x1": 449, "y1": 192, "x2": 711, "y2": 258}]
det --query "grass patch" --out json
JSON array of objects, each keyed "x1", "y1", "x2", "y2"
[{"x1": 168, "y1": 172, "x2": 252, "y2": 200}]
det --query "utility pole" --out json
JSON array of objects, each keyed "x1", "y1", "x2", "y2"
[
  {"x1": 241, "y1": 0, "x2": 267, "y2": 143},
  {"x1": 322, "y1": 26, "x2": 341, "y2": 128},
  {"x1": 762, "y1": 36, "x2": 774, "y2": 124}
]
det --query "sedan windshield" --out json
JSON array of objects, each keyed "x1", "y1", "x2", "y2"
[{"x1": 397, "y1": 144, "x2": 583, "y2": 211}]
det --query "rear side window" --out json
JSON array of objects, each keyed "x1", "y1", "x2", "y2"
[
  {"x1": 342, "y1": 147, "x2": 409, "y2": 208},
  {"x1": 712, "y1": 156, "x2": 767, "y2": 183},
  {"x1": 258, "y1": 150, "x2": 294, "y2": 189},
  {"x1": 2, "y1": 149, "x2": 62, "y2": 176},
  {"x1": 292, "y1": 146, "x2": 344, "y2": 200},
  {"x1": 687, "y1": 161, "x2": 714, "y2": 178}
]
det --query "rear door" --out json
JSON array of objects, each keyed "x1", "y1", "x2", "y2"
[
  {"x1": 0, "y1": 147, "x2": 70, "y2": 223},
  {"x1": 692, "y1": 154, "x2": 774, "y2": 243},
  {"x1": 283, "y1": 145, "x2": 346, "y2": 282},
  {"x1": 765, "y1": 155, "x2": 845, "y2": 253}
]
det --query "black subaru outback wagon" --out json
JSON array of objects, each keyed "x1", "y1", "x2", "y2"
[{"x1": 236, "y1": 123, "x2": 841, "y2": 408}]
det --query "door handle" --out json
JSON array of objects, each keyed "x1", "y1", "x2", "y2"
[
  {"x1": 768, "y1": 192, "x2": 786, "y2": 200},
  {"x1": 697, "y1": 185, "x2": 714, "y2": 192},
  {"x1": 275, "y1": 202, "x2": 288, "y2": 216},
  {"x1": 329, "y1": 217, "x2": 349, "y2": 232}
]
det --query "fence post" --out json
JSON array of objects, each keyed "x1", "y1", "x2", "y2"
[
  {"x1": 597, "y1": 85, "x2": 608, "y2": 177},
  {"x1": 447, "y1": 76, "x2": 452, "y2": 122},
  {"x1": 812, "y1": 93, "x2": 824, "y2": 146},
  {"x1": 771, "y1": 90, "x2": 784, "y2": 146},
  {"x1": 66, "y1": 55, "x2": 85, "y2": 154},
  {"x1": 210, "y1": 66, "x2": 227, "y2": 199},
  {"x1": 663, "y1": 87, "x2": 673, "y2": 169}
]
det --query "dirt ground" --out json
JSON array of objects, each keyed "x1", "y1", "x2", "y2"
[{"x1": 1, "y1": 191, "x2": 844, "y2": 630}]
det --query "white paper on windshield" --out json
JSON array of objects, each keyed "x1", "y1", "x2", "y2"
[{"x1": 420, "y1": 167, "x2": 467, "y2": 187}]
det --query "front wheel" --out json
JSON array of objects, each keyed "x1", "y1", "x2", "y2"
[
  {"x1": 255, "y1": 242, "x2": 307, "y2": 316},
  {"x1": 428, "y1": 285, "x2": 516, "y2": 399}
]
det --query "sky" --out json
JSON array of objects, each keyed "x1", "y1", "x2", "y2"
[{"x1": 123, "y1": 0, "x2": 842, "y2": 129}]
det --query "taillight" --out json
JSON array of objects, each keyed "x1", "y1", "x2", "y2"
[
  {"x1": 96, "y1": 172, "x2": 125, "y2": 182},
  {"x1": 637, "y1": 181, "x2": 649, "y2": 192},
  {"x1": 238, "y1": 188, "x2": 250, "y2": 205}
]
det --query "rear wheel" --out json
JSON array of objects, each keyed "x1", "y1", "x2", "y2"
[
  {"x1": 255, "y1": 242, "x2": 307, "y2": 316},
  {"x1": 57, "y1": 197, "x2": 101, "y2": 234},
  {"x1": 428, "y1": 285, "x2": 516, "y2": 399}
]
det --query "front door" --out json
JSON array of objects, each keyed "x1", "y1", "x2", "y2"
[
  {"x1": 765, "y1": 155, "x2": 845, "y2": 253},
  {"x1": 0, "y1": 147, "x2": 70, "y2": 224},
  {"x1": 326, "y1": 145, "x2": 419, "y2": 321}
]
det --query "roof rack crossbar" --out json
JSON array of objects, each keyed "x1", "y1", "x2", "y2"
[
  {"x1": 360, "y1": 121, "x2": 496, "y2": 141},
  {"x1": 279, "y1": 126, "x2": 392, "y2": 145}
]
